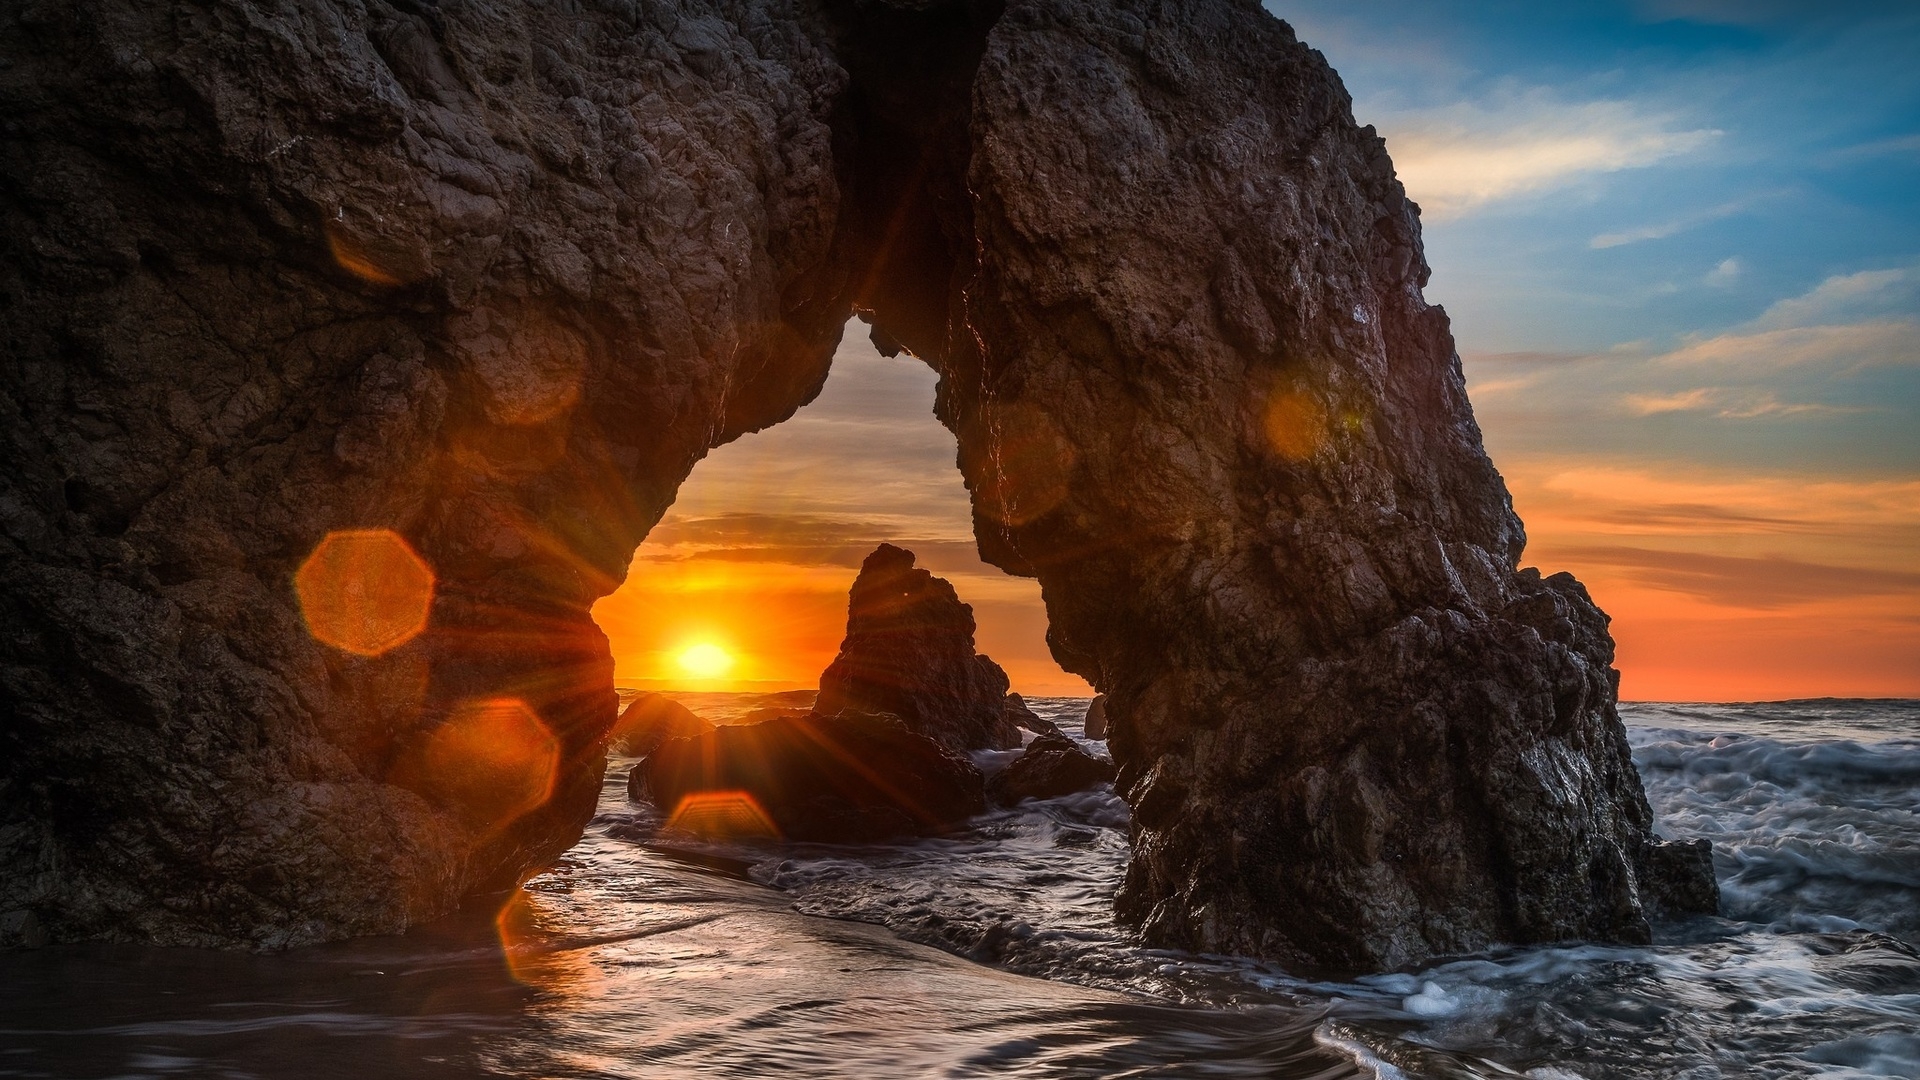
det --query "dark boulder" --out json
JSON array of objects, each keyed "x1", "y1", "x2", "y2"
[
  {"x1": 610, "y1": 693, "x2": 714, "y2": 757},
  {"x1": 1003, "y1": 693, "x2": 1059, "y2": 737},
  {"x1": 815, "y1": 545, "x2": 1023, "y2": 751},
  {"x1": 990, "y1": 732, "x2": 1116, "y2": 806},
  {"x1": 635, "y1": 710, "x2": 986, "y2": 843},
  {"x1": 1083, "y1": 696, "x2": 1109, "y2": 741}
]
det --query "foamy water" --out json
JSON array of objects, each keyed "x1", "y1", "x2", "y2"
[{"x1": 2, "y1": 698, "x2": 1914, "y2": 1078}]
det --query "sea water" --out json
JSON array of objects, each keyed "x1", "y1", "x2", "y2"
[{"x1": 1, "y1": 698, "x2": 1914, "y2": 1079}]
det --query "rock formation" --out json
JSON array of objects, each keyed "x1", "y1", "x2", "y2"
[
  {"x1": 636, "y1": 710, "x2": 986, "y2": 842},
  {"x1": 1083, "y1": 695, "x2": 1109, "y2": 741},
  {"x1": 989, "y1": 731, "x2": 1115, "y2": 806},
  {"x1": 0, "y1": 0, "x2": 1711, "y2": 966},
  {"x1": 610, "y1": 693, "x2": 714, "y2": 757},
  {"x1": 1003, "y1": 692, "x2": 1059, "y2": 736},
  {"x1": 815, "y1": 544, "x2": 1023, "y2": 751}
]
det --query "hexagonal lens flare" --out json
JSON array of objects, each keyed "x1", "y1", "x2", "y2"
[
  {"x1": 666, "y1": 790, "x2": 781, "y2": 840},
  {"x1": 295, "y1": 529, "x2": 436, "y2": 656},
  {"x1": 423, "y1": 697, "x2": 561, "y2": 829}
]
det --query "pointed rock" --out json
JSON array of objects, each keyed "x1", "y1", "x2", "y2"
[{"x1": 815, "y1": 544, "x2": 1023, "y2": 751}]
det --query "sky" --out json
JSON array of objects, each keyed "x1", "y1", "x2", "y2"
[{"x1": 593, "y1": 0, "x2": 1920, "y2": 701}]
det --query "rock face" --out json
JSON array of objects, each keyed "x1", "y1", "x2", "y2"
[
  {"x1": 815, "y1": 544, "x2": 1022, "y2": 751},
  {"x1": 610, "y1": 694, "x2": 714, "y2": 757},
  {"x1": 636, "y1": 710, "x2": 986, "y2": 842},
  {"x1": 989, "y1": 732, "x2": 1115, "y2": 806},
  {"x1": 910, "y1": 0, "x2": 1718, "y2": 969},
  {"x1": 0, "y1": 0, "x2": 1711, "y2": 966},
  {"x1": 1083, "y1": 695, "x2": 1109, "y2": 741},
  {"x1": 0, "y1": 0, "x2": 850, "y2": 948}
]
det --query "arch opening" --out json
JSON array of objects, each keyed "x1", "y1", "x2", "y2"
[{"x1": 591, "y1": 316, "x2": 1092, "y2": 700}]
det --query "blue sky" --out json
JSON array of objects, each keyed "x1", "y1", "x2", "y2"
[
  {"x1": 1275, "y1": 0, "x2": 1920, "y2": 466},
  {"x1": 1263, "y1": 0, "x2": 1920, "y2": 695}
]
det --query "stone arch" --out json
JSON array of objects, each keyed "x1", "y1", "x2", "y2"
[{"x1": 0, "y1": 0, "x2": 1711, "y2": 966}]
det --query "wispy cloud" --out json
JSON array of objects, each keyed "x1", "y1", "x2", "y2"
[
  {"x1": 1625, "y1": 388, "x2": 1718, "y2": 415},
  {"x1": 637, "y1": 513, "x2": 978, "y2": 571},
  {"x1": 1378, "y1": 90, "x2": 1719, "y2": 218},
  {"x1": 1703, "y1": 257, "x2": 1742, "y2": 286},
  {"x1": 1591, "y1": 196, "x2": 1768, "y2": 249},
  {"x1": 1828, "y1": 132, "x2": 1920, "y2": 163},
  {"x1": 1554, "y1": 545, "x2": 1920, "y2": 609},
  {"x1": 1752, "y1": 266, "x2": 1915, "y2": 330}
]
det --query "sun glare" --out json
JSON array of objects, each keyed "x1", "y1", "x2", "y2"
[{"x1": 676, "y1": 641, "x2": 735, "y2": 679}]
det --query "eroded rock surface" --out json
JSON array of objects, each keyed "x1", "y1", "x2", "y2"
[
  {"x1": 815, "y1": 544, "x2": 1022, "y2": 751},
  {"x1": 0, "y1": 0, "x2": 851, "y2": 947},
  {"x1": 1, "y1": 0, "x2": 1710, "y2": 966},
  {"x1": 900, "y1": 0, "x2": 1718, "y2": 969}
]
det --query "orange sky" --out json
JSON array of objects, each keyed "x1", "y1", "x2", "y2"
[
  {"x1": 590, "y1": 329, "x2": 1086, "y2": 696},
  {"x1": 593, "y1": 322, "x2": 1918, "y2": 701}
]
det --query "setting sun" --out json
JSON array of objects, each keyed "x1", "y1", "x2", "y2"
[{"x1": 675, "y1": 642, "x2": 736, "y2": 679}]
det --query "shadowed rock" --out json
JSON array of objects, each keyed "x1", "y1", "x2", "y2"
[
  {"x1": 1083, "y1": 696, "x2": 1109, "y2": 741},
  {"x1": 989, "y1": 732, "x2": 1115, "y2": 806},
  {"x1": 610, "y1": 694, "x2": 714, "y2": 757},
  {"x1": 815, "y1": 544, "x2": 1022, "y2": 751},
  {"x1": 635, "y1": 710, "x2": 985, "y2": 842}
]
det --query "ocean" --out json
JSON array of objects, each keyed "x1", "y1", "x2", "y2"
[{"x1": 2, "y1": 698, "x2": 1914, "y2": 1078}]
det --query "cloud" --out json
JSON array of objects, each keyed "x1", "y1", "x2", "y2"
[
  {"x1": 1377, "y1": 91, "x2": 1719, "y2": 218},
  {"x1": 1625, "y1": 388, "x2": 1718, "y2": 415},
  {"x1": 1554, "y1": 545, "x2": 1920, "y2": 609},
  {"x1": 638, "y1": 513, "x2": 982, "y2": 572},
  {"x1": 1658, "y1": 321, "x2": 1918, "y2": 371},
  {"x1": 1830, "y1": 133, "x2": 1920, "y2": 163},
  {"x1": 1703, "y1": 257, "x2": 1742, "y2": 286},
  {"x1": 1623, "y1": 385, "x2": 1870, "y2": 419},
  {"x1": 1752, "y1": 266, "x2": 1915, "y2": 330},
  {"x1": 1590, "y1": 196, "x2": 1769, "y2": 250}
]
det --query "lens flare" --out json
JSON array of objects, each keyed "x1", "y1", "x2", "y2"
[
  {"x1": 1263, "y1": 388, "x2": 1327, "y2": 461},
  {"x1": 422, "y1": 697, "x2": 560, "y2": 828},
  {"x1": 676, "y1": 642, "x2": 735, "y2": 679},
  {"x1": 295, "y1": 529, "x2": 435, "y2": 656},
  {"x1": 666, "y1": 790, "x2": 781, "y2": 840}
]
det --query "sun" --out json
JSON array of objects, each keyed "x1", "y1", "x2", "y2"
[{"x1": 675, "y1": 641, "x2": 736, "y2": 680}]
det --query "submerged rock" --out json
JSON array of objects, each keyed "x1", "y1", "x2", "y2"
[
  {"x1": 990, "y1": 732, "x2": 1116, "y2": 806},
  {"x1": 815, "y1": 545, "x2": 1023, "y2": 751},
  {"x1": 636, "y1": 711, "x2": 986, "y2": 843},
  {"x1": 1083, "y1": 696, "x2": 1109, "y2": 741},
  {"x1": 610, "y1": 694, "x2": 714, "y2": 757}
]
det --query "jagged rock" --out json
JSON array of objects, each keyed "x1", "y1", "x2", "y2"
[
  {"x1": 1003, "y1": 692, "x2": 1059, "y2": 737},
  {"x1": 814, "y1": 544, "x2": 1023, "y2": 751},
  {"x1": 610, "y1": 694, "x2": 714, "y2": 757},
  {"x1": 1083, "y1": 695, "x2": 1109, "y2": 741},
  {"x1": 636, "y1": 710, "x2": 986, "y2": 842},
  {"x1": 0, "y1": 0, "x2": 1711, "y2": 967},
  {"x1": 989, "y1": 732, "x2": 1115, "y2": 806}
]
